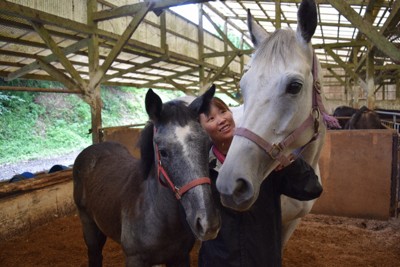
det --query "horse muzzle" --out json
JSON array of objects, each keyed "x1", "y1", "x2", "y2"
[
  {"x1": 217, "y1": 176, "x2": 258, "y2": 211},
  {"x1": 191, "y1": 208, "x2": 221, "y2": 241}
]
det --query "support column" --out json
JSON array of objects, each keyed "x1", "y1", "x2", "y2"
[
  {"x1": 275, "y1": 0, "x2": 281, "y2": 29},
  {"x1": 396, "y1": 74, "x2": 400, "y2": 101},
  {"x1": 88, "y1": 0, "x2": 102, "y2": 144},
  {"x1": 366, "y1": 47, "x2": 375, "y2": 109},
  {"x1": 198, "y1": 4, "x2": 207, "y2": 94}
]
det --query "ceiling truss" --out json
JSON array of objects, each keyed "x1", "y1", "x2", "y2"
[{"x1": 0, "y1": 0, "x2": 398, "y2": 102}]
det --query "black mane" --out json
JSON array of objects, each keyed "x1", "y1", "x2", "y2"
[
  {"x1": 351, "y1": 106, "x2": 369, "y2": 125},
  {"x1": 138, "y1": 100, "x2": 197, "y2": 178}
]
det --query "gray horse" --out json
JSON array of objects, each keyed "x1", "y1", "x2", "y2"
[{"x1": 73, "y1": 87, "x2": 220, "y2": 267}]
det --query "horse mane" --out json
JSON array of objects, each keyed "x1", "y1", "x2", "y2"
[
  {"x1": 351, "y1": 106, "x2": 369, "y2": 125},
  {"x1": 347, "y1": 105, "x2": 383, "y2": 129},
  {"x1": 138, "y1": 100, "x2": 197, "y2": 178},
  {"x1": 252, "y1": 29, "x2": 299, "y2": 71}
]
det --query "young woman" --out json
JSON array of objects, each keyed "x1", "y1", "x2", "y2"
[{"x1": 198, "y1": 97, "x2": 322, "y2": 267}]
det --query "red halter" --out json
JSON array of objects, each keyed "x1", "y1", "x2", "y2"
[
  {"x1": 154, "y1": 127, "x2": 211, "y2": 200},
  {"x1": 234, "y1": 52, "x2": 324, "y2": 167}
]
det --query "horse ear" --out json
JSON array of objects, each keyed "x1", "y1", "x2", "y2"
[
  {"x1": 247, "y1": 9, "x2": 269, "y2": 47},
  {"x1": 188, "y1": 84, "x2": 216, "y2": 116},
  {"x1": 145, "y1": 88, "x2": 163, "y2": 121},
  {"x1": 297, "y1": 0, "x2": 317, "y2": 43}
]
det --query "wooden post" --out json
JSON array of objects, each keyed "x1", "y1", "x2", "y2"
[
  {"x1": 396, "y1": 73, "x2": 400, "y2": 101},
  {"x1": 88, "y1": 0, "x2": 102, "y2": 144},
  {"x1": 198, "y1": 4, "x2": 206, "y2": 95},
  {"x1": 275, "y1": 0, "x2": 281, "y2": 29},
  {"x1": 366, "y1": 47, "x2": 375, "y2": 109}
]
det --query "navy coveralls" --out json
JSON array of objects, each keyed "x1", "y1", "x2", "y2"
[{"x1": 199, "y1": 156, "x2": 322, "y2": 267}]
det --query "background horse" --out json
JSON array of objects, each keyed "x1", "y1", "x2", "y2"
[
  {"x1": 332, "y1": 105, "x2": 357, "y2": 129},
  {"x1": 216, "y1": 0, "x2": 327, "y2": 247},
  {"x1": 345, "y1": 105, "x2": 384, "y2": 129},
  {"x1": 73, "y1": 88, "x2": 220, "y2": 267}
]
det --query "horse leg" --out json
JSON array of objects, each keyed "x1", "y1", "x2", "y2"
[
  {"x1": 281, "y1": 197, "x2": 315, "y2": 248},
  {"x1": 78, "y1": 209, "x2": 107, "y2": 267},
  {"x1": 281, "y1": 217, "x2": 301, "y2": 248}
]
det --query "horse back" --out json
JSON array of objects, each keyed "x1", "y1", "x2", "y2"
[{"x1": 73, "y1": 141, "x2": 143, "y2": 241}]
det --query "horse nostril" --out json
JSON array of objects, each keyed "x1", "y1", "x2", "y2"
[
  {"x1": 233, "y1": 178, "x2": 254, "y2": 205},
  {"x1": 196, "y1": 216, "x2": 205, "y2": 234},
  {"x1": 194, "y1": 210, "x2": 220, "y2": 241}
]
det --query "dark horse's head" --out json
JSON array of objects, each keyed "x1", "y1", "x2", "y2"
[
  {"x1": 333, "y1": 106, "x2": 357, "y2": 129},
  {"x1": 139, "y1": 86, "x2": 220, "y2": 241},
  {"x1": 346, "y1": 106, "x2": 383, "y2": 129}
]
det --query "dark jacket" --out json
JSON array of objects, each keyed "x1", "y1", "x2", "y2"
[{"x1": 199, "y1": 157, "x2": 322, "y2": 267}]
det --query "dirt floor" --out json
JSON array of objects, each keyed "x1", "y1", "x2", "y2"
[{"x1": 0, "y1": 213, "x2": 399, "y2": 267}]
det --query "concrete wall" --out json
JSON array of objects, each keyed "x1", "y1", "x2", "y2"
[{"x1": 313, "y1": 129, "x2": 398, "y2": 220}]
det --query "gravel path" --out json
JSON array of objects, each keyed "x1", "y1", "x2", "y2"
[{"x1": 0, "y1": 150, "x2": 81, "y2": 182}]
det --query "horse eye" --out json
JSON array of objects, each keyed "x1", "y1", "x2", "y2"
[
  {"x1": 286, "y1": 81, "x2": 302, "y2": 94},
  {"x1": 159, "y1": 150, "x2": 168, "y2": 158}
]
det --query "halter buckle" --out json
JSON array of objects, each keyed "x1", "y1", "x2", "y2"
[
  {"x1": 174, "y1": 186, "x2": 182, "y2": 200},
  {"x1": 312, "y1": 108, "x2": 320, "y2": 133},
  {"x1": 269, "y1": 143, "x2": 283, "y2": 160},
  {"x1": 314, "y1": 80, "x2": 321, "y2": 93}
]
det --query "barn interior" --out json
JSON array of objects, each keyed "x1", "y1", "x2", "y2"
[
  {"x1": 0, "y1": 0, "x2": 399, "y2": 139},
  {"x1": 0, "y1": 1, "x2": 399, "y2": 262}
]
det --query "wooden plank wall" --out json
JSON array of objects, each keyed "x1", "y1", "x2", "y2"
[
  {"x1": 313, "y1": 129, "x2": 398, "y2": 220},
  {"x1": 0, "y1": 170, "x2": 75, "y2": 241},
  {"x1": 100, "y1": 126, "x2": 142, "y2": 158}
]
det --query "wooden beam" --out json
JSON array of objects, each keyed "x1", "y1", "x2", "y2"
[
  {"x1": 327, "y1": 0, "x2": 400, "y2": 62},
  {"x1": 6, "y1": 38, "x2": 89, "y2": 82},
  {"x1": 141, "y1": 67, "x2": 198, "y2": 88},
  {"x1": 0, "y1": 1, "x2": 240, "y2": 79},
  {"x1": 93, "y1": 0, "x2": 212, "y2": 22},
  {"x1": 207, "y1": 53, "x2": 237, "y2": 85},
  {"x1": 379, "y1": 0, "x2": 400, "y2": 34},
  {"x1": 103, "y1": 54, "x2": 169, "y2": 82},
  {"x1": 366, "y1": 48, "x2": 376, "y2": 108},
  {"x1": 87, "y1": 0, "x2": 102, "y2": 144},
  {"x1": 0, "y1": 86, "x2": 81, "y2": 94},
  {"x1": 325, "y1": 47, "x2": 367, "y2": 91},
  {"x1": 313, "y1": 40, "x2": 368, "y2": 50},
  {"x1": 275, "y1": 0, "x2": 281, "y2": 29},
  {"x1": 93, "y1": 2, "x2": 146, "y2": 22},
  {"x1": 201, "y1": 10, "x2": 238, "y2": 51},
  {"x1": 165, "y1": 78, "x2": 196, "y2": 96},
  {"x1": 29, "y1": 21, "x2": 87, "y2": 88},
  {"x1": 203, "y1": 50, "x2": 252, "y2": 58},
  {"x1": 0, "y1": 1, "x2": 92, "y2": 36},
  {"x1": 36, "y1": 58, "x2": 80, "y2": 90},
  {"x1": 327, "y1": 68, "x2": 346, "y2": 86},
  {"x1": 90, "y1": 3, "x2": 152, "y2": 89}
]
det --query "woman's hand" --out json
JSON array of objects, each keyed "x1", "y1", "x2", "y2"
[{"x1": 274, "y1": 153, "x2": 295, "y2": 171}]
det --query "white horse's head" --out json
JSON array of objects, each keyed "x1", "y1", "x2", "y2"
[{"x1": 217, "y1": 0, "x2": 324, "y2": 211}]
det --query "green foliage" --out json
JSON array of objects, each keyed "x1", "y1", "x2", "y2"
[{"x1": 0, "y1": 82, "x2": 186, "y2": 165}]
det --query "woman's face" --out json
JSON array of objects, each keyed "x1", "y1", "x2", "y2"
[{"x1": 199, "y1": 104, "x2": 235, "y2": 144}]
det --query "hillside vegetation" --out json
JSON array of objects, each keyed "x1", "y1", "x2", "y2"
[{"x1": 0, "y1": 80, "x2": 184, "y2": 165}]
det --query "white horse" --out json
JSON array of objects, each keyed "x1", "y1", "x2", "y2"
[{"x1": 216, "y1": 0, "x2": 332, "y2": 247}]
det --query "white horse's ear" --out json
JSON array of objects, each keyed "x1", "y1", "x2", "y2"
[
  {"x1": 247, "y1": 9, "x2": 269, "y2": 48},
  {"x1": 296, "y1": 0, "x2": 317, "y2": 43}
]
